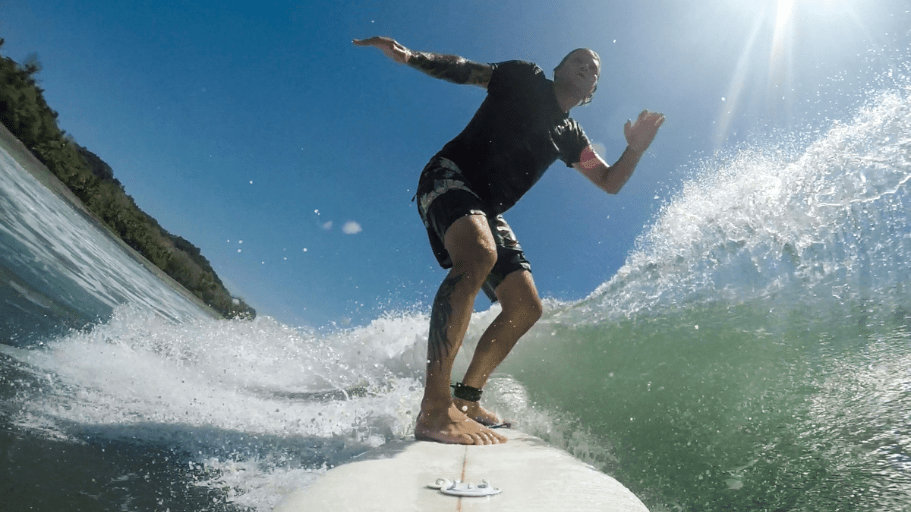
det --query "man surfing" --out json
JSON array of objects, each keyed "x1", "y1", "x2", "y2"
[{"x1": 354, "y1": 36, "x2": 664, "y2": 445}]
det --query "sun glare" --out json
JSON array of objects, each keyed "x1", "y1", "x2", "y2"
[
  {"x1": 774, "y1": 0, "x2": 795, "y2": 33},
  {"x1": 769, "y1": 0, "x2": 795, "y2": 90},
  {"x1": 714, "y1": 0, "x2": 872, "y2": 146}
]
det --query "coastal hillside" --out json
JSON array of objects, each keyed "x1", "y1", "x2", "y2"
[{"x1": 0, "y1": 38, "x2": 254, "y2": 319}]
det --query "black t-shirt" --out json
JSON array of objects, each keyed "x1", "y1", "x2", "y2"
[{"x1": 435, "y1": 60, "x2": 590, "y2": 214}]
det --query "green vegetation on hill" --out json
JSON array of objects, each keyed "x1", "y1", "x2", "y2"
[{"x1": 0, "y1": 39, "x2": 255, "y2": 319}]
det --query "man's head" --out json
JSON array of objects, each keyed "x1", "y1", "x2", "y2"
[{"x1": 554, "y1": 48, "x2": 601, "y2": 106}]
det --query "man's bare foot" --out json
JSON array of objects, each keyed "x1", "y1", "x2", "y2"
[
  {"x1": 414, "y1": 403, "x2": 508, "y2": 445},
  {"x1": 452, "y1": 397, "x2": 511, "y2": 427}
]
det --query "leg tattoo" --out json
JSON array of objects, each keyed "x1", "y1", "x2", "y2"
[{"x1": 427, "y1": 272, "x2": 464, "y2": 371}]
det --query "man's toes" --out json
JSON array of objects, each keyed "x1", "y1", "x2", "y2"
[{"x1": 484, "y1": 431, "x2": 503, "y2": 445}]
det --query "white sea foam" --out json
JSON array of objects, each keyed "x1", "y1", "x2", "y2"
[
  {"x1": 580, "y1": 87, "x2": 911, "y2": 322},
  {"x1": 3, "y1": 299, "x2": 595, "y2": 510}
]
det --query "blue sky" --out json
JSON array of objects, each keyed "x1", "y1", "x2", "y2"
[{"x1": 2, "y1": 0, "x2": 909, "y2": 327}]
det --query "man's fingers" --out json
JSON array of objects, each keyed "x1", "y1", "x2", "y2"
[
  {"x1": 353, "y1": 36, "x2": 409, "y2": 64},
  {"x1": 636, "y1": 111, "x2": 666, "y2": 130},
  {"x1": 352, "y1": 36, "x2": 389, "y2": 47},
  {"x1": 624, "y1": 110, "x2": 665, "y2": 153}
]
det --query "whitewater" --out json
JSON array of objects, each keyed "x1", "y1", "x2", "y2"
[{"x1": 2, "y1": 80, "x2": 911, "y2": 510}]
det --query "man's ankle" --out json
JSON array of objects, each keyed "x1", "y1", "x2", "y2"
[{"x1": 420, "y1": 395, "x2": 453, "y2": 413}]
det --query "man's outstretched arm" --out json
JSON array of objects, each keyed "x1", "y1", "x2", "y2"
[
  {"x1": 353, "y1": 36, "x2": 492, "y2": 88},
  {"x1": 573, "y1": 110, "x2": 665, "y2": 194}
]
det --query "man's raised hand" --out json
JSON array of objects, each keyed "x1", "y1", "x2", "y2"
[
  {"x1": 353, "y1": 36, "x2": 411, "y2": 64},
  {"x1": 624, "y1": 110, "x2": 665, "y2": 154}
]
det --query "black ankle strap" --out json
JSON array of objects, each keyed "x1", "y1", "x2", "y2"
[{"x1": 451, "y1": 382, "x2": 483, "y2": 402}]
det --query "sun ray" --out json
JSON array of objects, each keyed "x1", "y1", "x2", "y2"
[
  {"x1": 714, "y1": 6, "x2": 770, "y2": 148},
  {"x1": 768, "y1": 1, "x2": 796, "y2": 126}
]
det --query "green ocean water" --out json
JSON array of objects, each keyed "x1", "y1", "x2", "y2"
[{"x1": 498, "y1": 298, "x2": 911, "y2": 511}]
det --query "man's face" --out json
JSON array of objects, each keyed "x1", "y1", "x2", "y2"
[{"x1": 556, "y1": 49, "x2": 601, "y2": 99}]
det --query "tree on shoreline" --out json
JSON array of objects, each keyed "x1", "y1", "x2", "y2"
[{"x1": 0, "y1": 40, "x2": 255, "y2": 319}]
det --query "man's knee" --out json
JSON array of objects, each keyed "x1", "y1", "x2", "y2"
[
  {"x1": 444, "y1": 214, "x2": 498, "y2": 281},
  {"x1": 497, "y1": 271, "x2": 543, "y2": 329},
  {"x1": 516, "y1": 295, "x2": 543, "y2": 328},
  {"x1": 526, "y1": 296, "x2": 544, "y2": 324},
  {"x1": 472, "y1": 245, "x2": 498, "y2": 274},
  {"x1": 451, "y1": 248, "x2": 497, "y2": 287},
  {"x1": 496, "y1": 297, "x2": 542, "y2": 336}
]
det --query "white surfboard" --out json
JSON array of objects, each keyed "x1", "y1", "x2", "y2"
[{"x1": 274, "y1": 428, "x2": 649, "y2": 511}]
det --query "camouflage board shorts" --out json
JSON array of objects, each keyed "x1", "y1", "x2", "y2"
[{"x1": 415, "y1": 157, "x2": 531, "y2": 302}]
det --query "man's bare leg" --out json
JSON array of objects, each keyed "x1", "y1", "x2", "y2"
[
  {"x1": 414, "y1": 214, "x2": 507, "y2": 445},
  {"x1": 455, "y1": 270, "x2": 543, "y2": 426}
]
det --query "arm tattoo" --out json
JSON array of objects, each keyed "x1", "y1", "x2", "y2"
[
  {"x1": 427, "y1": 272, "x2": 464, "y2": 371},
  {"x1": 407, "y1": 52, "x2": 492, "y2": 86}
]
